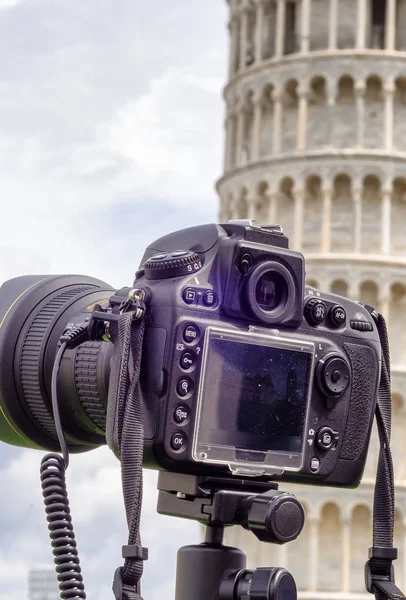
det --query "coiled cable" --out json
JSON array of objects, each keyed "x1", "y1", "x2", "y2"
[
  {"x1": 40, "y1": 323, "x2": 89, "y2": 599},
  {"x1": 40, "y1": 454, "x2": 85, "y2": 599}
]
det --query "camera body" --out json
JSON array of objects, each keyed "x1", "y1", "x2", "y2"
[{"x1": 113, "y1": 221, "x2": 381, "y2": 487}]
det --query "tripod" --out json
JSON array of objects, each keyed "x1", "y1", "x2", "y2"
[{"x1": 157, "y1": 472, "x2": 305, "y2": 600}]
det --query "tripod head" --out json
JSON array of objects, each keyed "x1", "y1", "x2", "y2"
[{"x1": 157, "y1": 472, "x2": 304, "y2": 600}]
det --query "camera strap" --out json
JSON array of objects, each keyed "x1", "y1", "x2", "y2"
[
  {"x1": 366, "y1": 311, "x2": 405, "y2": 600},
  {"x1": 106, "y1": 293, "x2": 148, "y2": 600}
]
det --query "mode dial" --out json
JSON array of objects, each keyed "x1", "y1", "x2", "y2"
[{"x1": 144, "y1": 250, "x2": 202, "y2": 280}]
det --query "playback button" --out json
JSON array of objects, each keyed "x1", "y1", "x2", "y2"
[{"x1": 177, "y1": 378, "x2": 193, "y2": 397}]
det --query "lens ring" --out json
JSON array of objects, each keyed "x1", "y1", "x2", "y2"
[{"x1": 245, "y1": 262, "x2": 296, "y2": 324}]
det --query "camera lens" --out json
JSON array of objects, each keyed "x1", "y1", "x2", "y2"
[
  {"x1": 0, "y1": 275, "x2": 113, "y2": 452},
  {"x1": 246, "y1": 262, "x2": 296, "y2": 325},
  {"x1": 255, "y1": 271, "x2": 288, "y2": 312}
]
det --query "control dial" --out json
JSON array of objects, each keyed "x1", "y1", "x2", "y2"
[
  {"x1": 144, "y1": 250, "x2": 202, "y2": 280},
  {"x1": 304, "y1": 298, "x2": 328, "y2": 326},
  {"x1": 318, "y1": 355, "x2": 351, "y2": 408}
]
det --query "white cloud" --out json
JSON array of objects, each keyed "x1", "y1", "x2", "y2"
[{"x1": 0, "y1": 0, "x2": 228, "y2": 597}]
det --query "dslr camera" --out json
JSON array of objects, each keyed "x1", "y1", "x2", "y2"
[{"x1": 0, "y1": 221, "x2": 381, "y2": 487}]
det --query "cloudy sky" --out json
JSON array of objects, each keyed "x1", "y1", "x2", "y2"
[{"x1": 0, "y1": 1, "x2": 228, "y2": 598}]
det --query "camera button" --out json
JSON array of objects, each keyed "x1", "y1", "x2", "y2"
[
  {"x1": 183, "y1": 288, "x2": 197, "y2": 304},
  {"x1": 180, "y1": 352, "x2": 195, "y2": 370},
  {"x1": 316, "y1": 427, "x2": 338, "y2": 451},
  {"x1": 310, "y1": 457, "x2": 320, "y2": 473},
  {"x1": 330, "y1": 305, "x2": 346, "y2": 327},
  {"x1": 304, "y1": 298, "x2": 327, "y2": 326},
  {"x1": 183, "y1": 325, "x2": 199, "y2": 344},
  {"x1": 171, "y1": 432, "x2": 187, "y2": 451},
  {"x1": 177, "y1": 378, "x2": 193, "y2": 397},
  {"x1": 322, "y1": 356, "x2": 351, "y2": 396},
  {"x1": 174, "y1": 405, "x2": 190, "y2": 424},
  {"x1": 203, "y1": 290, "x2": 216, "y2": 307}
]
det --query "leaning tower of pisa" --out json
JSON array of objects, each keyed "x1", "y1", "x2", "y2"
[{"x1": 217, "y1": 0, "x2": 406, "y2": 597}]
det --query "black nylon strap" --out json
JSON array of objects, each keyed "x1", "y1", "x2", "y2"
[
  {"x1": 366, "y1": 313, "x2": 405, "y2": 600},
  {"x1": 108, "y1": 305, "x2": 147, "y2": 600}
]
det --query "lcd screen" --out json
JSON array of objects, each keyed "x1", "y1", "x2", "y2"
[{"x1": 193, "y1": 328, "x2": 314, "y2": 472}]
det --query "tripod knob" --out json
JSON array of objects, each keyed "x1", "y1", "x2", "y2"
[
  {"x1": 243, "y1": 491, "x2": 305, "y2": 544},
  {"x1": 219, "y1": 567, "x2": 297, "y2": 600}
]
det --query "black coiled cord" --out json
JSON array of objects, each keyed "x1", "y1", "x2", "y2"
[
  {"x1": 40, "y1": 323, "x2": 90, "y2": 599},
  {"x1": 40, "y1": 454, "x2": 85, "y2": 599}
]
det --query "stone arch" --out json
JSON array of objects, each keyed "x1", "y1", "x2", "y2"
[
  {"x1": 308, "y1": 76, "x2": 328, "y2": 150},
  {"x1": 361, "y1": 175, "x2": 381, "y2": 253},
  {"x1": 260, "y1": 84, "x2": 274, "y2": 157},
  {"x1": 281, "y1": 79, "x2": 298, "y2": 154},
  {"x1": 318, "y1": 503, "x2": 341, "y2": 591},
  {"x1": 335, "y1": 76, "x2": 356, "y2": 148},
  {"x1": 359, "y1": 280, "x2": 379, "y2": 309},
  {"x1": 337, "y1": 1, "x2": 357, "y2": 49},
  {"x1": 391, "y1": 177, "x2": 406, "y2": 255},
  {"x1": 286, "y1": 500, "x2": 311, "y2": 591},
  {"x1": 277, "y1": 177, "x2": 295, "y2": 241},
  {"x1": 331, "y1": 279, "x2": 349, "y2": 298},
  {"x1": 331, "y1": 174, "x2": 353, "y2": 252},
  {"x1": 389, "y1": 282, "x2": 406, "y2": 366},
  {"x1": 350, "y1": 505, "x2": 371, "y2": 592},
  {"x1": 392, "y1": 392, "x2": 406, "y2": 481},
  {"x1": 302, "y1": 175, "x2": 322, "y2": 252},
  {"x1": 394, "y1": 78, "x2": 406, "y2": 152},
  {"x1": 306, "y1": 278, "x2": 319, "y2": 289},
  {"x1": 255, "y1": 180, "x2": 269, "y2": 223},
  {"x1": 365, "y1": 75, "x2": 384, "y2": 149}
]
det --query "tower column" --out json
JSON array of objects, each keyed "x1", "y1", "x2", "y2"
[
  {"x1": 326, "y1": 82, "x2": 337, "y2": 146},
  {"x1": 239, "y1": 5, "x2": 249, "y2": 71},
  {"x1": 267, "y1": 190, "x2": 278, "y2": 224},
  {"x1": 328, "y1": 0, "x2": 338, "y2": 49},
  {"x1": 236, "y1": 102, "x2": 246, "y2": 167},
  {"x1": 297, "y1": 85, "x2": 309, "y2": 152},
  {"x1": 384, "y1": 82, "x2": 395, "y2": 153},
  {"x1": 275, "y1": 0, "x2": 286, "y2": 58},
  {"x1": 353, "y1": 185, "x2": 363, "y2": 254},
  {"x1": 247, "y1": 196, "x2": 257, "y2": 220},
  {"x1": 229, "y1": 17, "x2": 239, "y2": 78},
  {"x1": 252, "y1": 92, "x2": 263, "y2": 161},
  {"x1": 381, "y1": 185, "x2": 392, "y2": 255},
  {"x1": 321, "y1": 184, "x2": 333, "y2": 253},
  {"x1": 272, "y1": 89, "x2": 283, "y2": 155},
  {"x1": 356, "y1": 0, "x2": 367, "y2": 49},
  {"x1": 341, "y1": 518, "x2": 351, "y2": 592},
  {"x1": 224, "y1": 113, "x2": 234, "y2": 171},
  {"x1": 301, "y1": 0, "x2": 311, "y2": 54},
  {"x1": 355, "y1": 80, "x2": 366, "y2": 148},
  {"x1": 309, "y1": 517, "x2": 320, "y2": 592},
  {"x1": 386, "y1": 0, "x2": 397, "y2": 51},
  {"x1": 379, "y1": 282, "x2": 391, "y2": 322},
  {"x1": 254, "y1": 0, "x2": 265, "y2": 63},
  {"x1": 294, "y1": 187, "x2": 305, "y2": 251}
]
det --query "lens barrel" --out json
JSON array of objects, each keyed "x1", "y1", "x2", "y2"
[{"x1": 0, "y1": 275, "x2": 114, "y2": 452}]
